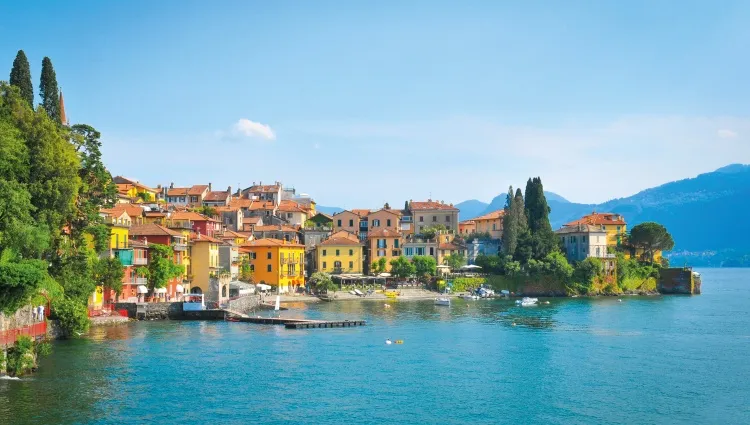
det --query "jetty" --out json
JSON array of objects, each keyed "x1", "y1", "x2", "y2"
[{"x1": 226, "y1": 313, "x2": 365, "y2": 329}]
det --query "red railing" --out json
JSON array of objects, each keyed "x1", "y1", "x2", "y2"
[
  {"x1": 0, "y1": 321, "x2": 48, "y2": 346},
  {"x1": 88, "y1": 304, "x2": 115, "y2": 317}
]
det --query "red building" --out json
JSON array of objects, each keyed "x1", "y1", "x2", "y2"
[{"x1": 129, "y1": 224, "x2": 187, "y2": 300}]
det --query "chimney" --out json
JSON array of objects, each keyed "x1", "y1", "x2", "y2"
[
  {"x1": 227, "y1": 186, "x2": 232, "y2": 194},
  {"x1": 157, "y1": 184, "x2": 162, "y2": 189},
  {"x1": 209, "y1": 182, "x2": 212, "y2": 191},
  {"x1": 170, "y1": 182, "x2": 174, "y2": 189}
]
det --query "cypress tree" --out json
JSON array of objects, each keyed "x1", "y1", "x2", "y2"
[
  {"x1": 9, "y1": 50, "x2": 33, "y2": 107},
  {"x1": 513, "y1": 188, "x2": 532, "y2": 263},
  {"x1": 39, "y1": 57, "x2": 60, "y2": 122},
  {"x1": 524, "y1": 177, "x2": 557, "y2": 259},
  {"x1": 502, "y1": 186, "x2": 517, "y2": 255}
]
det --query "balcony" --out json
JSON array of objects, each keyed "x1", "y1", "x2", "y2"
[
  {"x1": 135, "y1": 277, "x2": 148, "y2": 285},
  {"x1": 109, "y1": 218, "x2": 132, "y2": 228},
  {"x1": 133, "y1": 257, "x2": 148, "y2": 265},
  {"x1": 166, "y1": 221, "x2": 193, "y2": 230},
  {"x1": 172, "y1": 243, "x2": 188, "y2": 252}
]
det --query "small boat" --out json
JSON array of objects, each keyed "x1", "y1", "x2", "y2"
[
  {"x1": 515, "y1": 297, "x2": 538, "y2": 306},
  {"x1": 460, "y1": 294, "x2": 479, "y2": 300},
  {"x1": 434, "y1": 297, "x2": 451, "y2": 306}
]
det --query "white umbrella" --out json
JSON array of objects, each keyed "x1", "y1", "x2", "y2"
[
  {"x1": 175, "y1": 284, "x2": 185, "y2": 293},
  {"x1": 137, "y1": 285, "x2": 149, "y2": 294},
  {"x1": 155, "y1": 287, "x2": 167, "y2": 294},
  {"x1": 461, "y1": 265, "x2": 482, "y2": 270},
  {"x1": 436, "y1": 265, "x2": 451, "y2": 269},
  {"x1": 378, "y1": 273, "x2": 391, "y2": 277},
  {"x1": 256, "y1": 283, "x2": 272, "y2": 291}
]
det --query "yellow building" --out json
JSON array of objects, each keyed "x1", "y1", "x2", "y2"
[
  {"x1": 367, "y1": 228, "x2": 403, "y2": 273},
  {"x1": 189, "y1": 233, "x2": 222, "y2": 295},
  {"x1": 220, "y1": 229, "x2": 248, "y2": 246},
  {"x1": 100, "y1": 209, "x2": 131, "y2": 249},
  {"x1": 113, "y1": 176, "x2": 159, "y2": 202},
  {"x1": 317, "y1": 231, "x2": 363, "y2": 274},
  {"x1": 240, "y1": 238, "x2": 305, "y2": 293},
  {"x1": 472, "y1": 209, "x2": 504, "y2": 240},
  {"x1": 563, "y1": 212, "x2": 662, "y2": 262}
]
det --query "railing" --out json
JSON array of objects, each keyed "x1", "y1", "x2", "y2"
[
  {"x1": 1, "y1": 321, "x2": 47, "y2": 346},
  {"x1": 166, "y1": 221, "x2": 193, "y2": 229},
  {"x1": 172, "y1": 243, "x2": 188, "y2": 252},
  {"x1": 133, "y1": 257, "x2": 148, "y2": 265},
  {"x1": 135, "y1": 277, "x2": 148, "y2": 284}
]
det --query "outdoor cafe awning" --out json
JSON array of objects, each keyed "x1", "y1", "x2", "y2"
[
  {"x1": 137, "y1": 285, "x2": 148, "y2": 294},
  {"x1": 256, "y1": 283, "x2": 272, "y2": 290}
]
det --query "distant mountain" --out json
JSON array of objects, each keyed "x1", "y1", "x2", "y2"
[
  {"x1": 455, "y1": 200, "x2": 488, "y2": 220},
  {"x1": 454, "y1": 165, "x2": 750, "y2": 253},
  {"x1": 315, "y1": 205, "x2": 344, "y2": 216}
]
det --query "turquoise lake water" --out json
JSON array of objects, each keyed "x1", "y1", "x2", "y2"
[{"x1": 2, "y1": 268, "x2": 749, "y2": 424}]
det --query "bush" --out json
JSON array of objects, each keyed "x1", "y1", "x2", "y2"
[
  {"x1": 450, "y1": 277, "x2": 485, "y2": 292},
  {"x1": 51, "y1": 297, "x2": 90, "y2": 337},
  {"x1": 6, "y1": 335, "x2": 36, "y2": 376}
]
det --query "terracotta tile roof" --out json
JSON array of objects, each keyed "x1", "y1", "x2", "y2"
[
  {"x1": 213, "y1": 206, "x2": 240, "y2": 213},
  {"x1": 240, "y1": 238, "x2": 304, "y2": 248},
  {"x1": 254, "y1": 225, "x2": 299, "y2": 233},
  {"x1": 243, "y1": 217, "x2": 262, "y2": 225},
  {"x1": 220, "y1": 230, "x2": 246, "y2": 239},
  {"x1": 319, "y1": 236, "x2": 362, "y2": 246},
  {"x1": 116, "y1": 183, "x2": 134, "y2": 195},
  {"x1": 170, "y1": 211, "x2": 210, "y2": 221},
  {"x1": 311, "y1": 212, "x2": 333, "y2": 220},
  {"x1": 236, "y1": 231, "x2": 254, "y2": 240},
  {"x1": 228, "y1": 199, "x2": 253, "y2": 209},
  {"x1": 188, "y1": 185, "x2": 209, "y2": 196},
  {"x1": 564, "y1": 212, "x2": 626, "y2": 227},
  {"x1": 129, "y1": 223, "x2": 182, "y2": 237},
  {"x1": 368, "y1": 228, "x2": 401, "y2": 238},
  {"x1": 112, "y1": 176, "x2": 157, "y2": 192},
  {"x1": 351, "y1": 209, "x2": 371, "y2": 217},
  {"x1": 410, "y1": 200, "x2": 459, "y2": 211},
  {"x1": 144, "y1": 211, "x2": 166, "y2": 217},
  {"x1": 203, "y1": 191, "x2": 230, "y2": 202},
  {"x1": 438, "y1": 242, "x2": 461, "y2": 250},
  {"x1": 245, "y1": 184, "x2": 281, "y2": 193},
  {"x1": 459, "y1": 219, "x2": 476, "y2": 225},
  {"x1": 108, "y1": 203, "x2": 144, "y2": 219},
  {"x1": 167, "y1": 187, "x2": 189, "y2": 196},
  {"x1": 473, "y1": 209, "x2": 504, "y2": 221},
  {"x1": 246, "y1": 201, "x2": 276, "y2": 211},
  {"x1": 129, "y1": 239, "x2": 149, "y2": 248},
  {"x1": 278, "y1": 200, "x2": 308, "y2": 213},
  {"x1": 329, "y1": 230, "x2": 358, "y2": 240},
  {"x1": 189, "y1": 232, "x2": 223, "y2": 243},
  {"x1": 555, "y1": 224, "x2": 608, "y2": 234},
  {"x1": 370, "y1": 208, "x2": 401, "y2": 218}
]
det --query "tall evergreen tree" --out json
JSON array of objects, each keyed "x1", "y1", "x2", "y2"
[
  {"x1": 9, "y1": 50, "x2": 33, "y2": 107},
  {"x1": 524, "y1": 177, "x2": 557, "y2": 259},
  {"x1": 502, "y1": 186, "x2": 517, "y2": 255},
  {"x1": 39, "y1": 57, "x2": 60, "y2": 122},
  {"x1": 512, "y1": 188, "x2": 532, "y2": 262}
]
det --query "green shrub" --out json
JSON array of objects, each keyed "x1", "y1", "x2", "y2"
[
  {"x1": 449, "y1": 277, "x2": 485, "y2": 292},
  {"x1": 6, "y1": 335, "x2": 36, "y2": 376},
  {"x1": 51, "y1": 297, "x2": 90, "y2": 337}
]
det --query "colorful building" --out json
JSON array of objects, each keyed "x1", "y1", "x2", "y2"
[
  {"x1": 563, "y1": 212, "x2": 626, "y2": 248},
  {"x1": 316, "y1": 231, "x2": 363, "y2": 274},
  {"x1": 277, "y1": 200, "x2": 309, "y2": 226},
  {"x1": 472, "y1": 209, "x2": 504, "y2": 240},
  {"x1": 113, "y1": 176, "x2": 159, "y2": 202},
  {"x1": 458, "y1": 219, "x2": 477, "y2": 235},
  {"x1": 409, "y1": 200, "x2": 460, "y2": 233},
  {"x1": 189, "y1": 233, "x2": 223, "y2": 298},
  {"x1": 240, "y1": 238, "x2": 305, "y2": 293},
  {"x1": 367, "y1": 228, "x2": 403, "y2": 273},
  {"x1": 129, "y1": 223, "x2": 188, "y2": 299}
]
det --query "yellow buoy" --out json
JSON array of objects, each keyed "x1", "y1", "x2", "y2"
[{"x1": 395, "y1": 340, "x2": 404, "y2": 344}]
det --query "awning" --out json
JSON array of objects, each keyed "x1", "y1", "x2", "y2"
[
  {"x1": 175, "y1": 284, "x2": 185, "y2": 293},
  {"x1": 154, "y1": 287, "x2": 167, "y2": 294},
  {"x1": 256, "y1": 283, "x2": 272, "y2": 290},
  {"x1": 137, "y1": 285, "x2": 148, "y2": 294}
]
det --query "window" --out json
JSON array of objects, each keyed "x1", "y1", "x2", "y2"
[
  {"x1": 337, "y1": 219, "x2": 342, "y2": 227},
  {"x1": 250, "y1": 265, "x2": 255, "y2": 272},
  {"x1": 251, "y1": 252, "x2": 257, "y2": 260},
  {"x1": 561, "y1": 236, "x2": 565, "y2": 243},
  {"x1": 349, "y1": 219, "x2": 354, "y2": 227},
  {"x1": 323, "y1": 261, "x2": 327, "y2": 269},
  {"x1": 387, "y1": 219, "x2": 391, "y2": 227},
  {"x1": 335, "y1": 249, "x2": 340, "y2": 256},
  {"x1": 392, "y1": 250, "x2": 399, "y2": 257},
  {"x1": 334, "y1": 261, "x2": 342, "y2": 269},
  {"x1": 377, "y1": 249, "x2": 385, "y2": 257},
  {"x1": 372, "y1": 219, "x2": 380, "y2": 227},
  {"x1": 267, "y1": 264, "x2": 272, "y2": 272},
  {"x1": 446, "y1": 216, "x2": 450, "y2": 222},
  {"x1": 287, "y1": 213, "x2": 292, "y2": 219},
  {"x1": 492, "y1": 223, "x2": 496, "y2": 231},
  {"x1": 583, "y1": 236, "x2": 587, "y2": 243},
  {"x1": 349, "y1": 261, "x2": 353, "y2": 269},
  {"x1": 377, "y1": 239, "x2": 387, "y2": 249},
  {"x1": 267, "y1": 252, "x2": 272, "y2": 259},
  {"x1": 416, "y1": 247, "x2": 424, "y2": 256},
  {"x1": 405, "y1": 247, "x2": 414, "y2": 256},
  {"x1": 394, "y1": 239, "x2": 399, "y2": 248},
  {"x1": 429, "y1": 247, "x2": 434, "y2": 256},
  {"x1": 616, "y1": 226, "x2": 621, "y2": 232},
  {"x1": 432, "y1": 216, "x2": 437, "y2": 222},
  {"x1": 442, "y1": 250, "x2": 446, "y2": 255},
  {"x1": 349, "y1": 249, "x2": 353, "y2": 255},
  {"x1": 322, "y1": 249, "x2": 327, "y2": 256},
  {"x1": 596, "y1": 247, "x2": 601, "y2": 257}
]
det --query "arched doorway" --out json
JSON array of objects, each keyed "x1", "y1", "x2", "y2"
[{"x1": 190, "y1": 287, "x2": 202, "y2": 294}]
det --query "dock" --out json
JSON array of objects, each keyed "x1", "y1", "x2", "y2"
[{"x1": 226, "y1": 314, "x2": 365, "y2": 329}]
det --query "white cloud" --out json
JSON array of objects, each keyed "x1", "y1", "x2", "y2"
[
  {"x1": 231, "y1": 118, "x2": 276, "y2": 140},
  {"x1": 717, "y1": 129, "x2": 738, "y2": 139}
]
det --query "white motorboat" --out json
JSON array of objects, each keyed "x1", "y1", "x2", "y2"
[
  {"x1": 460, "y1": 294, "x2": 479, "y2": 300},
  {"x1": 515, "y1": 297, "x2": 538, "y2": 307},
  {"x1": 434, "y1": 297, "x2": 451, "y2": 306}
]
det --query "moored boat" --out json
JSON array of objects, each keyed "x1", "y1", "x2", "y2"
[
  {"x1": 515, "y1": 297, "x2": 538, "y2": 306},
  {"x1": 434, "y1": 297, "x2": 451, "y2": 306}
]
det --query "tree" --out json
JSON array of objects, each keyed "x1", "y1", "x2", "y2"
[
  {"x1": 71, "y1": 125, "x2": 117, "y2": 231},
  {"x1": 421, "y1": 224, "x2": 447, "y2": 240},
  {"x1": 389, "y1": 256, "x2": 416, "y2": 279},
  {"x1": 145, "y1": 244, "x2": 184, "y2": 294},
  {"x1": 39, "y1": 57, "x2": 60, "y2": 122},
  {"x1": 502, "y1": 186, "x2": 518, "y2": 255},
  {"x1": 0, "y1": 259, "x2": 47, "y2": 314},
  {"x1": 9, "y1": 50, "x2": 33, "y2": 107},
  {"x1": 413, "y1": 255, "x2": 437, "y2": 279},
  {"x1": 628, "y1": 222, "x2": 675, "y2": 263},
  {"x1": 443, "y1": 253, "x2": 465, "y2": 270},
  {"x1": 197, "y1": 206, "x2": 218, "y2": 217},
  {"x1": 524, "y1": 177, "x2": 557, "y2": 260},
  {"x1": 310, "y1": 272, "x2": 336, "y2": 294},
  {"x1": 93, "y1": 257, "x2": 125, "y2": 300},
  {"x1": 239, "y1": 257, "x2": 254, "y2": 282},
  {"x1": 51, "y1": 297, "x2": 90, "y2": 337},
  {"x1": 371, "y1": 257, "x2": 387, "y2": 275}
]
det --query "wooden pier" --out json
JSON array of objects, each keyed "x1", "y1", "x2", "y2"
[{"x1": 226, "y1": 314, "x2": 365, "y2": 329}]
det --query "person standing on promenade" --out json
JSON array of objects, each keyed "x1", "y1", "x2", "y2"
[{"x1": 38, "y1": 305, "x2": 45, "y2": 321}]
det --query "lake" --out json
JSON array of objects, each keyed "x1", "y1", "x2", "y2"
[{"x1": 2, "y1": 268, "x2": 749, "y2": 424}]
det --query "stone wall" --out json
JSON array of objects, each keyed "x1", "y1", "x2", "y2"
[
  {"x1": 114, "y1": 302, "x2": 184, "y2": 320},
  {"x1": 227, "y1": 295, "x2": 260, "y2": 316},
  {"x1": 0, "y1": 305, "x2": 36, "y2": 333},
  {"x1": 658, "y1": 268, "x2": 699, "y2": 294}
]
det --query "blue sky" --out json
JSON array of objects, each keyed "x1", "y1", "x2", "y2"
[{"x1": 3, "y1": 0, "x2": 750, "y2": 208}]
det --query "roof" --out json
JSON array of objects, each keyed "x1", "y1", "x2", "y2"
[
  {"x1": 351, "y1": 209, "x2": 371, "y2": 217},
  {"x1": 112, "y1": 176, "x2": 157, "y2": 192},
  {"x1": 189, "y1": 232, "x2": 223, "y2": 243},
  {"x1": 188, "y1": 185, "x2": 209, "y2": 196},
  {"x1": 246, "y1": 201, "x2": 276, "y2": 211},
  {"x1": 369, "y1": 208, "x2": 401, "y2": 218},
  {"x1": 129, "y1": 223, "x2": 182, "y2": 237},
  {"x1": 203, "y1": 191, "x2": 231, "y2": 202},
  {"x1": 564, "y1": 212, "x2": 626, "y2": 227},
  {"x1": 129, "y1": 239, "x2": 149, "y2": 248},
  {"x1": 439, "y1": 242, "x2": 461, "y2": 250},
  {"x1": 245, "y1": 184, "x2": 281, "y2": 193},
  {"x1": 170, "y1": 211, "x2": 210, "y2": 221},
  {"x1": 368, "y1": 228, "x2": 401, "y2": 238},
  {"x1": 166, "y1": 185, "x2": 209, "y2": 197},
  {"x1": 555, "y1": 224, "x2": 608, "y2": 235},
  {"x1": 166, "y1": 187, "x2": 189, "y2": 196},
  {"x1": 310, "y1": 212, "x2": 333, "y2": 221},
  {"x1": 319, "y1": 236, "x2": 362, "y2": 246},
  {"x1": 473, "y1": 209, "x2": 504, "y2": 221},
  {"x1": 240, "y1": 238, "x2": 304, "y2": 248},
  {"x1": 459, "y1": 220, "x2": 476, "y2": 225},
  {"x1": 253, "y1": 225, "x2": 299, "y2": 233},
  {"x1": 220, "y1": 229, "x2": 246, "y2": 239},
  {"x1": 243, "y1": 217, "x2": 262, "y2": 225},
  {"x1": 410, "y1": 200, "x2": 459, "y2": 211},
  {"x1": 107, "y1": 203, "x2": 144, "y2": 219},
  {"x1": 116, "y1": 183, "x2": 134, "y2": 195},
  {"x1": 278, "y1": 200, "x2": 308, "y2": 213},
  {"x1": 144, "y1": 211, "x2": 166, "y2": 217},
  {"x1": 228, "y1": 199, "x2": 253, "y2": 209}
]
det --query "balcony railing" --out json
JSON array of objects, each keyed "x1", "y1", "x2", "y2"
[
  {"x1": 166, "y1": 221, "x2": 193, "y2": 229},
  {"x1": 172, "y1": 243, "x2": 188, "y2": 252},
  {"x1": 133, "y1": 257, "x2": 148, "y2": 265},
  {"x1": 135, "y1": 277, "x2": 148, "y2": 285}
]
